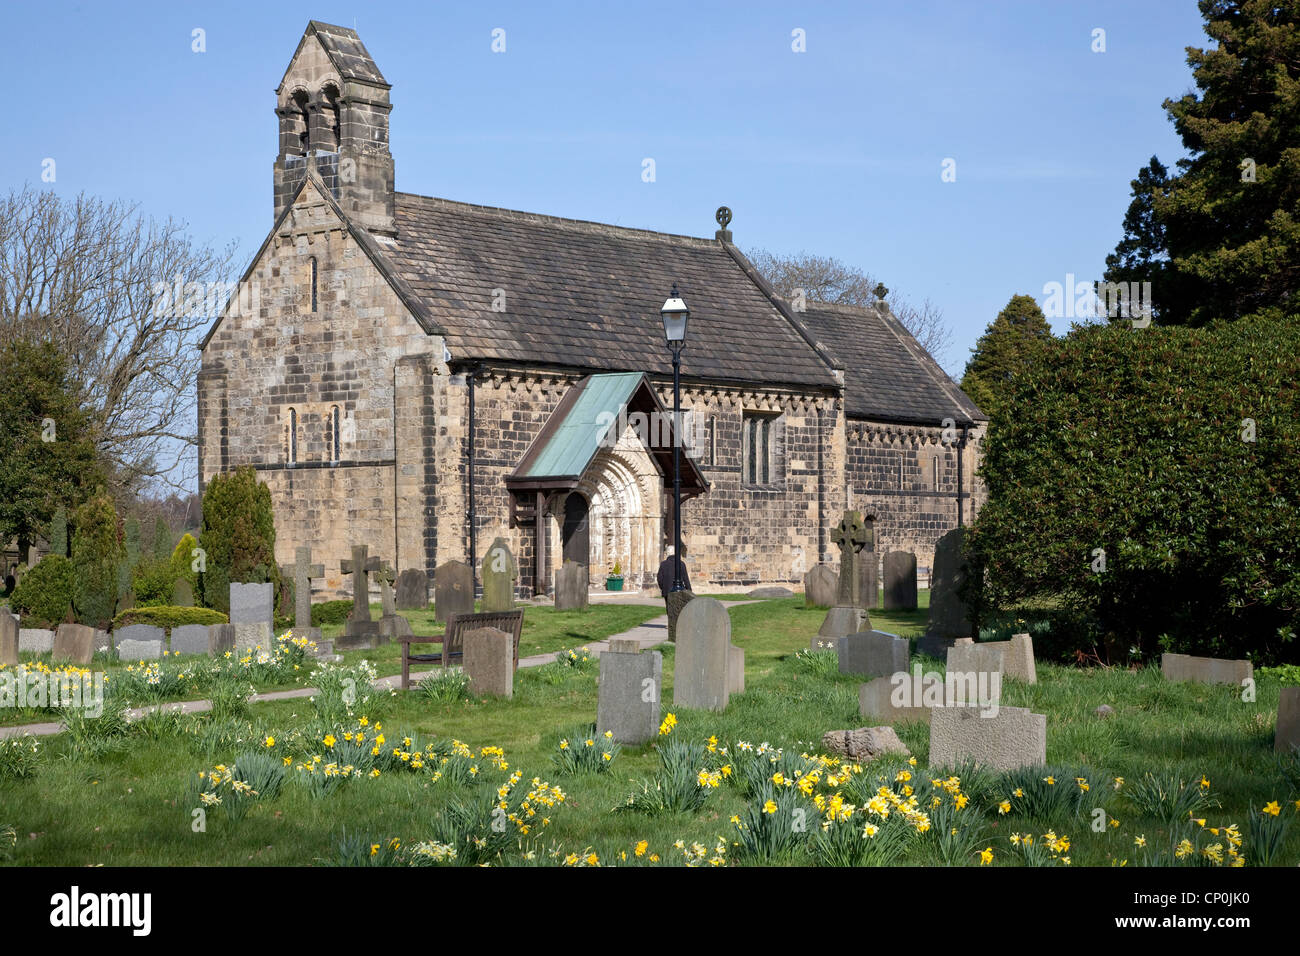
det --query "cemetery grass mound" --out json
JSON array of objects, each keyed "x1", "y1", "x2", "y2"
[{"x1": 2, "y1": 598, "x2": 1296, "y2": 867}]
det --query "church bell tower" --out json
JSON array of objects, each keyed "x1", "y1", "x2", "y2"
[{"x1": 273, "y1": 21, "x2": 396, "y2": 235}]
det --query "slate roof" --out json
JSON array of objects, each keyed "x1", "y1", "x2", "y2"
[
  {"x1": 278, "y1": 21, "x2": 389, "y2": 91},
  {"x1": 378, "y1": 194, "x2": 842, "y2": 391},
  {"x1": 797, "y1": 301, "x2": 986, "y2": 426}
]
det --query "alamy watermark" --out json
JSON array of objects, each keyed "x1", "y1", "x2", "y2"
[
  {"x1": 1, "y1": 669, "x2": 106, "y2": 717},
  {"x1": 1041, "y1": 274, "x2": 1153, "y2": 327}
]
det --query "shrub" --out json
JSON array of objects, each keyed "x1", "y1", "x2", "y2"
[
  {"x1": 311, "y1": 600, "x2": 352, "y2": 626},
  {"x1": 10, "y1": 554, "x2": 74, "y2": 625},
  {"x1": 111, "y1": 605, "x2": 227, "y2": 632},
  {"x1": 198, "y1": 466, "x2": 279, "y2": 614},
  {"x1": 71, "y1": 494, "x2": 123, "y2": 628},
  {"x1": 0, "y1": 736, "x2": 42, "y2": 780},
  {"x1": 48, "y1": 505, "x2": 68, "y2": 558},
  {"x1": 130, "y1": 557, "x2": 176, "y2": 607},
  {"x1": 968, "y1": 312, "x2": 1300, "y2": 664}
]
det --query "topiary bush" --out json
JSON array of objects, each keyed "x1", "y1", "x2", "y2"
[
  {"x1": 111, "y1": 605, "x2": 228, "y2": 632},
  {"x1": 10, "y1": 554, "x2": 75, "y2": 626},
  {"x1": 967, "y1": 310, "x2": 1300, "y2": 664},
  {"x1": 71, "y1": 494, "x2": 123, "y2": 628},
  {"x1": 198, "y1": 466, "x2": 278, "y2": 615}
]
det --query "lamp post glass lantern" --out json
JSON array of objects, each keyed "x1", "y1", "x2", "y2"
[{"x1": 661, "y1": 284, "x2": 689, "y2": 591}]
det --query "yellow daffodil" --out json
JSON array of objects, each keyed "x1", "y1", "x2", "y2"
[
  {"x1": 1263, "y1": 801, "x2": 1281, "y2": 817},
  {"x1": 979, "y1": 847, "x2": 994, "y2": 866}
]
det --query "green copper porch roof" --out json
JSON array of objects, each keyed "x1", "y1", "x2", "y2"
[{"x1": 519, "y1": 372, "x2": 643, "y2": 479}]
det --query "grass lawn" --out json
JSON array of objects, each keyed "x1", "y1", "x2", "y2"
[{"x1": 2, "y1": 596, "x2": 1296, "y2": 867}]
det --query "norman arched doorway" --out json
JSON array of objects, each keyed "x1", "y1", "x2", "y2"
[{"x1": 561, "y1": 492, "x2": 589, "y2": 567}]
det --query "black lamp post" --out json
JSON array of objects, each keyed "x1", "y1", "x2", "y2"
[{"x1": 661, "y1": 284, "x2": 690, "y2": 592}]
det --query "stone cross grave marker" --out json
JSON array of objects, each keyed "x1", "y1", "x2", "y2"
[
  {"x1": 481, "y1": 537, "x2": 516, "y2": 613},
  {"x1": 340, "y1": 545, "x2": 383, "y2": 624},
  {"x1": 281, "y1": 546, "x2": 324, "y2": 634},
  {"x1": 376, "y1": 564, "x2": 397, "y2": 618},
  {"x1": 831, "y1": 511, "x2": 869, "y2": 607}
]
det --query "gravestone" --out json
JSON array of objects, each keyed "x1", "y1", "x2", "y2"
[
  {"x1": 338, "y1": 545, "x2": 390, "y2": 649},
  {"x1": 858, "y1": 553, "x2": 878, "y2": 611},
  {"x1": 804, "y1": 566, "x2": 837, "y2": 608},
  {"x1": 1276, "y1": 687, "x2": 1300, "y2": 755},
  {"x1": 93, "y1": 630, "x2": 111, "y2": 654},
  {"x1": 209, "y1": 624, "x2": 236, "y2": 656},
  {"x1": 946, "y1": 641, "x2": 1006, "y2": 681},
  {"x1": 917, "y1": 528, "x2": 971, "y2": 656},
  {"x1": 18, "y1": 628, "x2": 54, "y2": 654},
  {"x1": 728, "y1": 644, "x2": 745, "y2": 695},
  {"x1": 972, "y1": 632, "x2": 1037, "y2": 683},
  {"x1": 554, "y1": 561, "x2": 588, "y2": 611},
  {"x1": 820, "y1": 726, "x2": 910, "y2": 761},
  {"x1": 882, "y1": 551, "x2": 918, "y2": 610},
  {"x1": 171, "y1": 624, "x2": 211, "y2": 657},
  {"x1": 749, "y1": 586, "x2": 793, "y2": 599},
  {"x1": 0, "y1": 612, "x2": 18, "y2": 666},
  {"x1": 818, "y1": 512, "x2": 874, "y2": 648},
  {"x1": 171, "y1": 579, "x2": 195, "y2": 607},
  {"x1": 396, "y1": 569, "x2": 429, "y2": 610},
  {"x1": 481, "y1": 538, "x2": 516, "y2": 613},
  {"x1": 280, "y1": 546, "x2": 324, "y2": 643},
  {"x1": 1161, "y1": 653, "x2": 1253, "y2": 686},
  {"x1": 234, "y1": 622, "x2": 273, "y2": 653},
  {"x1": 229, "y1": 583, "x2": 274, "y2": 626},
  {"x1": 837, "y1": 630, "x2": 908, "y2": 679},
  {"x1": 463, "y1": 626, "x2": 514, "y2": 698},
  {"x1": 116, "y1": 623, "x2": 166, "y2": 661},
  {"x1": 596, "y1": 639, "x2": 662, "y2": 745},
  {"x1": 859, "y1": 675, "x2": 931, "y2": 724},
  {"x1": 52, "y1": 623, "x2": 95, "y2": 665},
  {"x1": 665, "y1": 589, "x2": 695, "y2": 642},
  {"x1": 376, "y1": 564, "x2": 397, "y2": 618},
  {"x1": 434, "y1": 560, "x2": 475, "y2": 624},
  {"x1": 673, "y1": 597, "x2": 732, "y2": 711},
  {"x1": 929, "y1": 705, "x2": 1046, "y2": 772}
]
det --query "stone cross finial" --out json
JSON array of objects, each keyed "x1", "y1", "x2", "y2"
[
  {"x1": 281, "y1": 546, "x2": 324, "y2": 631},
  {"x1": 831, "y1": 511, "x2": 869, "y2": 606},
  {"x1": 339, "y1": 544, "x2": 384, "y2": 623}
]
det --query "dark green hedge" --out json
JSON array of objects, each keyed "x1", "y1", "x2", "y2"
[
  {"x1": 111, "y1": 605, "x2": 228, "y2": 632},
  {"x1": 967, "y1": 310, "x2": 1300, "y2": 664},
  {"x1": 11, "y1": 554, "x2": 75, "y2": 626}
]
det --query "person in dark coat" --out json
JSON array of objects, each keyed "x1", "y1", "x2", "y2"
[{"x1": 657, "y1": 543, "x2": 691, "y2": 597}]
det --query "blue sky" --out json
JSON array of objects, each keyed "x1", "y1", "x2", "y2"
[{"x1": 4, "y1": 0, "x2": 1208, "y2": 375}]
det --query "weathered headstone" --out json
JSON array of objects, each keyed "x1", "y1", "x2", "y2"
[
  {"x1": 234, "y1": 622, "x2": 273, "y2": 653},
  {"x1": 837, "y1": 630, "x2": 908, "y2": 678},
  {"x1": 882, "y1": 551, "x2": 918, "y2": 611},
  {"x1": 749, "y1": 586, "x2": 793, "y2": 599},
  {"x1": 18, "y1": 628, "x2": 54, "y2": 654},
  {"x1": 280, "y1": 546, "x2": 324, "y2": 643},
  {"x1": 463, "y1": 626, "x2": 514, "y2": 698},
  {"x1": 728, "y1": 644, "x2": 745, "y2": 695},
  {"x1": 812, "y1": 606, "x2": 869, "y2": 651},
  {"x1": 396, "y1": 568, "x2": 429, "y2": 610},
  {"x1": 972, "y1": 632, "x2": 1037, "y2": 683},
  {"x1": 946, "y1": 641, "x2": 1006, "y2": 682},
  {"x1": 673, "y1": 597, "x2": 732, "y2": 711},
  {"x1": 929, "y1": 705, "x2": 1046, "y2": 772},
  {"x1": 93, "y1": 629, "x2": 111, "y2": 654},
  {"x1": 1161, "y1": 653, "x2": 1253, "y2": 686},
  {"x1": 1276, "y1": 686, "x2": 1300, "y2": 755},
  {"x1": 665, "y1": 589, "x2": 695, "y2": 642},
  {"x1": 171, "y1": 578, "x2": 195, "y2": 607},
  {"x1": 171, "y1": 624, "x2": 211, "y2": 657},
  {"x1": 858, "y1": 553, "x2": 878, "y2": 611},
  {"x1": 804, "y1": 565, "x2": 837, "y2": 608},
  {"x1": 596, "y1": 639, "x2": 662, "y2": 745},
  {"x1": 820, "y1": 726, "x2": 910, "y2": 761},
  {"x1": 229, "y1": 582, "x2": 274, "y2": 625},
  {"x1": 481, "y1": 538, "x2": 516, "y2": 613},
  {"x1": 376, "y1": 564, "x2": 397, "y2": 618},
  {"x1": 116, "y1": 622, "x2": 166, "y2": 660},
  {"x1": 434, "y1": 560, "x2": 475, "y2": 624},
  {"x1": 52, "y1": 623, "x2": 95, "y2": 665},
  {"x1": 0, "y1": 612, "x2": 18, "y2": 666},
  {"x1": 917, "y1": 528, "x2": 971, "y2": 656},
  {"x1": 554, "y1": 560, "x2": 588, "y2": 611},
  {"x1": 859, "y1": 675, "x2": 932, "y2": 724},
  {"x1": 209, "y1": 623, "x2": 236, "y2": 656}
]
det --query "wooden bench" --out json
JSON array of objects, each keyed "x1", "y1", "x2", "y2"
[{"x1": 398, "y1": 609, "x2": 525, "y2": 690}]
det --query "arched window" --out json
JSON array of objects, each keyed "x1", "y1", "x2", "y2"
[
  {"x1": 319, "y1": 83, "x2": 341, "y2": 152},
  {"x1": 292, "y1": 90, "x2": 310, "y2": 153},
  {"x1": 288, "y1": 408, "x2": 298, "y2": 464},
  {"x1": 309, "y1": 257, "x2": 317, "y2": 313},
  {"x1": 331, "y1": 405, "x2": 341, "y2": 463}
]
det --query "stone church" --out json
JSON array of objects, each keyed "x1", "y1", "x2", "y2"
[{"x1": 198, "y1": 21, "x2": 988, "y2": 599}]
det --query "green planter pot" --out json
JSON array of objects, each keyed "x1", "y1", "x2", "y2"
[{"x1": 605, "y1": 576, "x2": 624, "y2": 591}]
